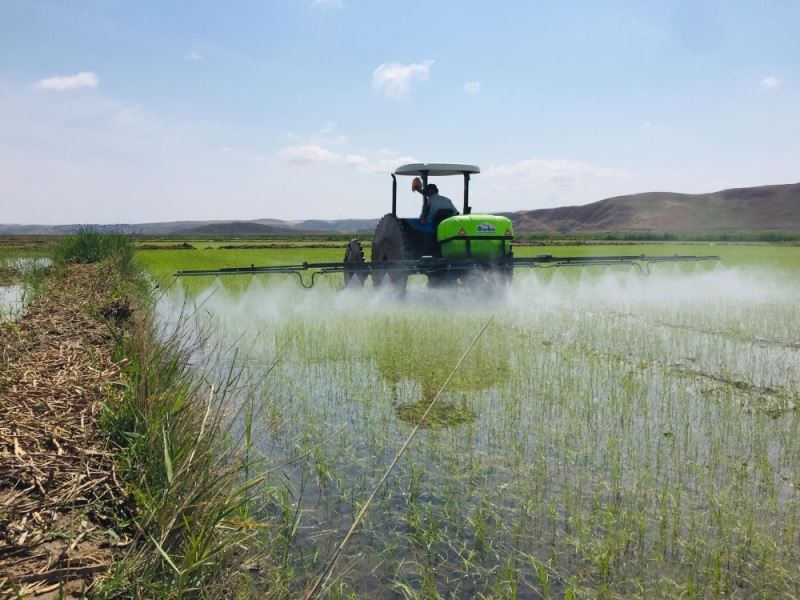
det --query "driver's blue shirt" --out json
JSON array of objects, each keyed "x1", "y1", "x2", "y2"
[{"x1": 421, "y1": 193, "x2": 457, "y2": 221}]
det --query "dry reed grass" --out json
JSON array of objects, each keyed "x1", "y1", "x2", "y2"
[{"x1": 0, "y1": 264, "x2": 133, "y2": 598}]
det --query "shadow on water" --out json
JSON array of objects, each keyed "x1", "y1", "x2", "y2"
[{"x1": 369, "y1": 316, "x2": 510, "y2": 429}]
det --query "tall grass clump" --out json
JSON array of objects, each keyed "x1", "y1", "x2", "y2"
[
  {"x1": 15, "y1": 258, "x2": 52, "y2": 311},
  {"x1": 52, "y1": 227, "x2": 135, "y2": 271},
  {"x1": 98, "y1": 307, "x2": 268, "y2": 597}
]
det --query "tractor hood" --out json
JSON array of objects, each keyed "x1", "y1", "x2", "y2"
[
  {"x1": 437, "y1": 214, "x2": 513, "y2": 242},
  {"x1": 437, "y1": 214, "x2": 514, "y2": 260}
]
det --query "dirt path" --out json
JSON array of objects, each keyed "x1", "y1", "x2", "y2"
[{"x1": 0, "y1": 265, "x2": 131, "y2": 598}]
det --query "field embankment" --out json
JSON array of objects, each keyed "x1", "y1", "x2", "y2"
[
  {"x1": 1, "y1": 232, "x2": 267, "y2": 598},
  {"x1": 0, "y1": 264, "x2": 132, "y2": 596}
]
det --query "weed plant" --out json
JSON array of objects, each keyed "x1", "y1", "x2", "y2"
[{"x1": 97, "y1": 301, "x2": 274, "y2": 597}]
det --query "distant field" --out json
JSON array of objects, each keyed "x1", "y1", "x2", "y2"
[
  {"x1": 136, "y1": 240, "x2": 800, "y2": 285},
  {"x1": 133, "y1": 238, "x2": 354, "y2": 250}
]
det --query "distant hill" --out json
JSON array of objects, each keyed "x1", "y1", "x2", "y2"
[
  {"x1": 505, "y1": 182, "x2": 800, "y2": 233},
  {"x1": 0, "y1": 218, "x2": 377, "y2": 236},
  {"x1": 265, "y1": 219, "x2": 379, "y2": 233},
  {"x1": 2, "y1": 182, "x2": 798, "y2": 235},
  {"x1": 180, "y1": 221, "x2": 294, "y2": 235},
  {"x1": 0, "y1": 220, "x2": 241, "y2": 235}
]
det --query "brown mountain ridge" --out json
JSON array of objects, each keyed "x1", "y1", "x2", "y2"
[{"x1": 504, "y1": 182, "x2": 800, "y2": 233}]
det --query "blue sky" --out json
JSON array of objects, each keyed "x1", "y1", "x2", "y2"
[{"x1": 1, "y1": 0, "x2": 798, "y2": 224}]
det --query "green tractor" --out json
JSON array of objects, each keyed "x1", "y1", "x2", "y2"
[
  {"x1": 344, "y1": 163, "x2": 515, "y2": 290},
  {"x1": 175, "y1": 163, "x2": 720, "y2": 287}
]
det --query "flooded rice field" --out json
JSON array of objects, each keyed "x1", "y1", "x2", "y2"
[{"x1": 152, "y1": 256, "x2": 800, "y2": 598}]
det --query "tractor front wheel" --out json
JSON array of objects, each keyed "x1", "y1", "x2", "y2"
[{"x1": 343, "y1": 239, "x2": 367, "y2": 287}]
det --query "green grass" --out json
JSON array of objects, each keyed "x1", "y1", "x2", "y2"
[
  {"x1": 137, "y1": 241, "x2": 800, "y2": 295},
  {"x1": 514, "y1": 243, "x2": 800, "y2": 270},
  {"x1": 138, "y1": 245, "x2": 344, "y2": 273},
  {"x1": 97, "y1": 297, "x2": 272, "y2": 598},
  {"x1": 51, "y1": 227, "x2": 135, "y2": 266}
]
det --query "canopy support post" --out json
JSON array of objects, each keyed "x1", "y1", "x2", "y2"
[
  {"x1": 421, "y1": 170, "x2": 429, "y2": 221},
  {"x1": 391, "y1": 174, "x2": 397, "y2": 216},
  {"x1": 463, "y1": 172, "x2": 471, "y2": 215}
]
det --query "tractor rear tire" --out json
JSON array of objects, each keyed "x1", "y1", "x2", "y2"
[
  {"x1": 343, "y1": 239, "x2": 367, "y2": 287},
  {"x1": 371, "y1": 214, "x2": 409, "y2": 291}
]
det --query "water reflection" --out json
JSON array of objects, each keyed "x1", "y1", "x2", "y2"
[{"x1": 0, "y1": 284, "x2": 24, "y2": 320}]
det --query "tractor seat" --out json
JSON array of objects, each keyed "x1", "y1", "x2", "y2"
[
  {"x1": 431, "y1": 209, "x2": 458, "y2": 230},
  {"x1": 404, "y1": 210, "x2": 458, "y2": 235},
  {"x1": 404, "y1": 219, "x2": 434, "y2": 234}
]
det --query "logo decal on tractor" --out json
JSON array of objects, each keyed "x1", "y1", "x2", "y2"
[{"x1": 477, "y1": 223, "x2": 496, "y2": 233}]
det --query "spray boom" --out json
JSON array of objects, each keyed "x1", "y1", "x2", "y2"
[{"x1": 175, "y1": 253, "x2": 721, "y2": 289}]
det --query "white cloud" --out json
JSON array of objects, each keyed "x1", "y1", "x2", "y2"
[
  {"x1": 487, "y1": 158, "x2": 628, "y2": 186},
  {"x1": 311, "y1": 0, "x2": 344, "y2": 8},
  {"x1": 285, "y1": 122, "x2": 349, "y2": 147},
  {"x1": 280, "y1": 144, "x2": 336, "y2": 163},
  {"x1": 372, "y1": 60, "x2": 433, "y2": 99},
  {"x1": 185, "y1": 50, "x2": 203, "y2": 62},
  {"x1": 484, "y1": 158, "x2": 631, "y2": 207},
  {"x1": 319, "y1": 121, "x2": 337, "y2": 135},
  {"x1": 759, "y1": 76, "x2": 780, "y2": 90},
  {"x1": 279, "y1": 143, "x2": 413, "y2": 173},
  {"x1": 463, "y1": 81, "x2": 482, "y2": 95},
  {"x1": 36, "y1": 71, "x2": 98, "y2": 92}
]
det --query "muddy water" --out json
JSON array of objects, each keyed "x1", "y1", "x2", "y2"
[
  {"x1": 0, "y1": 284, "x2": 24, "y2": 320},
  {"x1": 0, "y1": 258, "x2": 50, "y2": 320}
]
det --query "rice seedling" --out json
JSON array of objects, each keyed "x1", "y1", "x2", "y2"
[{"x1": 143, "y1": 242, "x2": 800, "y2": 598}]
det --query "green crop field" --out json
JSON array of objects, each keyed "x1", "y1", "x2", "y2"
[
  {"x1": 137, "y1": 241, "x2": 799, "y2": 282},
  {"x1": 138, "y1": 241, "x2": 800, "y2": 597}
]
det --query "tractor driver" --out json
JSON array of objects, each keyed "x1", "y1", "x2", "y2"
[{"x1": 412, "y1": 177, "x2": 458, "y2": 225}]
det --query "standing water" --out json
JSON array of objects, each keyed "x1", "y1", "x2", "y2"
[
  {"x1": 0, "y1": 257, "x2": 49, "y2": 321},
  {"x1": 154, "y1": 261, "x2": 800, "y2": 598},
  {"x1": 0, "y1": 284, "x2": 24, "y2": 321}
]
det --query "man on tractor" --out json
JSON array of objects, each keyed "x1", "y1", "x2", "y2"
[{"x1": 412, "y1": 177, "x2": 458, "y2": 226}]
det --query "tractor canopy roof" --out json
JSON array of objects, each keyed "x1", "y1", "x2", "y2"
[{"x1": 394, "y1": 163, "x2": 480, "y2": 176}]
